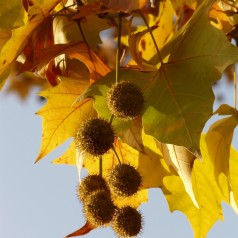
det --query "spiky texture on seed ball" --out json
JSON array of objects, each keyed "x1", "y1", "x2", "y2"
[
  {"x1": 75, "y1": 118, "x2": 114, "y2": 156},
  {"x1": 107, "y1": 81, "x2": 144, "y2": 120},
  {"x1": 112, "y1": 206, "x2": 142, "y2": 237},
  {"x1": 107, "y1": 164, "x2": 142, "y2": 197},
  {"x1": 83, "y1": 190, "x2": 115, "y2": 226},
  {"x1": 77, "y1": 175, "x2": 110, "y2": 202}
]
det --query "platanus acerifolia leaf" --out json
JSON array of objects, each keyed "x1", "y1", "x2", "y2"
[
  {"x1": 101, "y1": 0, "x2": 147, "y2": 13},
  {"x1": 35, "y1": 80, "x2": 96, "y2": 162},
  {"x1": 32, "y1": 42, "x2": 111, "y2": 82},
  {"x1": 205, "y1": 105, "x2": 238, "y2": 210},
  {"x1": 65, "y1": 221, "x2": 96, "y2": 237},
  {"x1": 157, "y1": 142, "x2": 198, "y2": 208},
  {"x1": 0, "y1": 0, "x2": 61, "y2": 90},
  {"x1": 143, "y1": 0, "x2": 238, "y2": 157},
  {"x1": 163, "y1": 134, "x2": 238, "y2": 238},
  {"x1": 0, "y1": 0, "x2": 27, "y2": 29},
  {"x1": 129, "y1": 0, "x2": 175, "y2": 67}
]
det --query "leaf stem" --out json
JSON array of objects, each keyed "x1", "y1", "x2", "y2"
[
  {"x1": 137, "y1": 10, "x2": 164, "y2": 66},
  {"x1": 99, "y1": 156, "x2": 103, "y2": 176},
  {"x1": 234, "y1": 64, "x2": 237, "y2": 109},
  {"x1": 109, "y1": 115, "x2": 114, "y2": 124},
  {"x1": 116, "y1": 13, "x2": 122, "y2": 84},
  {"x1": 112, "y1": 146, "x2": 122, "y2": 165}
]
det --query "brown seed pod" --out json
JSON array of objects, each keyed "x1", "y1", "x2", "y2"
[
  {"x1": 107, "y1": 164, "x2": 142, "y2": 197},
  {"x1": 83, "y1": 190, "x2": 115, "y2": 227},
  {"x1": 112, "y1": 206, "x2": 142, "y2": 237},
  {"x1": 107, "y1": 81, "x2": 144, "y2": 120},
  {"x1": 75, "y1": 118, "x2": 115, "y2": 156},
  {"x1": 77, "y1": 175, "x2": 110, "y2": 202}
]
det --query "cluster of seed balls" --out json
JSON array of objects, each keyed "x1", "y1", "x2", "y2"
[
  {"x1": 75, "y1": 81, "x2": 145, "y2": 237},
  {"x1": 77, "y1": 170, "x2": 142, "y2": 237}
]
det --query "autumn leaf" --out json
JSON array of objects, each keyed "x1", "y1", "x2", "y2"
[
  {"x1": 35, "y1": 80, "x2": 96, "y2": 162},
  {"x1": 0, "y1": 0, "x2": 61, "y2": 90},
  {"x1": 52, "y1": 141, "x2": 76, "y2": 166},
  {"x1": 101, "y1": 0, "x2": 148, "y2": 13},
  {"x1": 143, "y1": 0, "x2": 238, "y2": 157},
  {"x1": 163, "y1": 135, "x2": 225, "y2": 238},
  {"x1": 0, "y1": 0, "x2": 27, "y2": 29},
  {"x1": 53, "y1": 14, "x2": 114, "y2": 52},
  {"x1": 78, "y1": 69, "x2": 155, "y2": 135},
  {"x1": 157, "y1": 142, "x2": 198, "y2": 207},
  {"x1": 205, "y1": 104, "x2": 238, "y2": 207},
  {"x1": 32, "y1": 42, "x2": 111, "y2": 82},
  {"x1": 129, "y1": 0, "x2": 175, "y2": 67},
  {"x1": 65, "y1": 221, "x2": 96, "y2": 237}
]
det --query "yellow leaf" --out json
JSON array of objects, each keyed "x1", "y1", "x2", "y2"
[
  {"x1": 0, "y1": 0, "x2": 61, "y2": 90},
  {"x1": 157, "y1": 142, "x2": 199, "y2": 208},
  {"x1": 52, "y1": 141, "x2": 76, "y2": 166},
  {"x1": 101, "y1": 0, "x2": 147, "y2": 13},
  {"x1": 230, "y1": 148, "x2": 238, "y2": 211},
  {"x1": 205, "y1": 116, "x2": 238, "y2": 198},
  {"x1": 139, "y1": 0, "x2": 175, "y2": 64},
  {"x1": 36, "y1": 80, "x2": 96, "y2": 162},
  {"x1": 163, "y1": 135, "x2": 225, "y2": 238}
]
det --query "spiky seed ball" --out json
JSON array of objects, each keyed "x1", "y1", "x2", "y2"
[
  {"x1": 107, "y1": 81, "x2": 144, "y2": 120},
  {"x1": 107, "y1": 164, "x2": 142, "y2": 197},
  {"x1": 75, "y1": 118, "x2": 114, "y2": 156},
  {"x1": 77, "y1": 175, "x2": 110, "y2": 202},
  {"x1": 83, "y1": 190, "x2": 115, "y2": 226},
  {"x1": 112, "y1": 206, "x2": 142, "y2": 237}
]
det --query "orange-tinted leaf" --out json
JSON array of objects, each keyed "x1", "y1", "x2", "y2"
[
  {"x1": 0, "y1": 0, "x2": 61, "y2": 90},
  {"x1": 65, "y1": 221, "x2": 96, "y2": 237},
  {"x1": 34, "y1": 43, "x2": 111, "y2": 82},
  {"x1": 101, "y1": 0, "x2": 147, "y2": 13}
]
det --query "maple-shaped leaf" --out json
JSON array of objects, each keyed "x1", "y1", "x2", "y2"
[
  {"x1": 143, "y1": 0, "x2": 238, "y2": 157},
  {"x1": 101, "y1": 0, "x2": 147, "y2": 13},
  {"x1": 35, "y1": 80, "x2": 96, "y2": 162},
  {"x1": 53, "y1": 14, "x2": 114, "y2": 52},
  {"x1": 0, "y1": 0, "x2": 27, "y2": 29},
  {"x1": 32, "y1": 42, "x2": 110, "y2": 82},
  {"x1": 205, "y1": 104, "x2": 238, "y2": 208},
  {"x1": 157, "y1": 142, "x2": 198, "y2": 207},
  {"x1": 78, "y1": 69, "x2": 155, "y2": 135},
  {"x1": 129, "y1": 0, "x2": 175, "y2": 68},
  {"x1": 0, "y1": 0, "x2": 61, "y2": 90},
  {"x1": 162, "y1": 135, "x2": 225, "y2": 238},
  {"x1": 229, "y1": 147, "x2": 238, "y2": 212},
  {"x1": 65, "y1": 221, "x2": 96, "y2": 237}
]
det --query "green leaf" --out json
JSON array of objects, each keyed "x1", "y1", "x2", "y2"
[
  {"x1": 143, "y1": 0, "x2": 238, "y2": 157},
  {"x1": 78, "y1": 69, "x2": 155, "y2": 135}
]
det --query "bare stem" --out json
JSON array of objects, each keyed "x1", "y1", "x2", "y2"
[
  {"x1": 116, "y1": 13, "x2": 122, "y2": 84},
  {"x1": 137, "y1": 10, "x2": 164, "y2": 66},
  {"x1": 112, "y1": 146, "x2": 122, "y2": 165},
  {"x1": 99, "y1": 156, "x2": 103, "y2": 176},
  {"x1": 234, "y1": 64, "x2": 237, "y2": 109}
]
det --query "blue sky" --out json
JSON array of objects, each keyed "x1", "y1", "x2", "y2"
[{"x1": 0, "y1": 78, "x2": 238, "y2": 238}]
